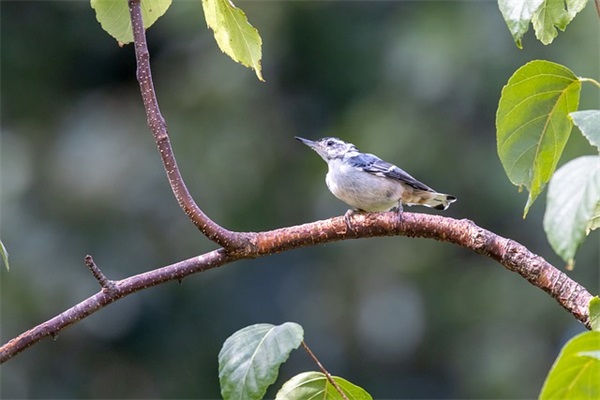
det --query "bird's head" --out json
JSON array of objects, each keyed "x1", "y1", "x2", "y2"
[{"x1": 295, "y1": 136, "x2": 358, "y2": 162}]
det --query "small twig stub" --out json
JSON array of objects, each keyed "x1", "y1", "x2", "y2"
[{"x1": 84, "y1": 255, "x2": 117, "y2": 294}]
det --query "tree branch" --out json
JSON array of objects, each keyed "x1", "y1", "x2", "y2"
[
  {"x1": 128, "y1": 0, "x2": 251, "y2": 251},
  {"x1": 1, "y1": 249, "x2": 231, "y2": 363},
  {"x1": 0, "y1": 212, "x2": 593, "y2": 363}
]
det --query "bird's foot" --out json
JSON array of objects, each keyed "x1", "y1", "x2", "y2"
[
  {"x1": 344, "y1": 209, "x2": 359, "y2": 233},
  {"x1": 394, "y1": 204, "x2": 404, "y2": 228}
]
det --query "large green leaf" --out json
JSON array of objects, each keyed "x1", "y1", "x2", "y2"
[
  {"x1": 497, "y1": 60, "x2": 581, "y2": 217},
  {"x1": 531, "y1": 0, "x2": 587, "y2": 45},
  {"x1": 498, "y1": 0, "x2": 544, "y2": 48},
  {"x1": 543, "y1": 156, "x2": 600, "y2": 268},
  {"x1": 275, "y1": 371, "x2": 372, "y2": 400},
  {"x1": 90, "y1": 0, "x2": 172, "y2": 44},
  {"x1": 219, "y1": 322, "x2": 304, "y2": 400},
  {"x1": 539, "y1": 331, "x2": 600, "y2": 399},
  {"x1": 202, "y1": 0, "x2": 264, "y2": 81},
  {"x1": 571, "y1": 110, "x2": 600, "y2": 151}
]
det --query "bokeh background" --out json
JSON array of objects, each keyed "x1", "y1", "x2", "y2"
[{"x1": 1, "y1": 1, "x2": 599, "y2": 398}]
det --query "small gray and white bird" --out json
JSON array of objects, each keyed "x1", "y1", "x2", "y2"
[{"x1": 296, "y1": 136, "x2": 456, "y2": 213}]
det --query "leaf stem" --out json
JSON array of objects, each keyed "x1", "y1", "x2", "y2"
[
  {"x1": 579, "y1": 77, "x2": 600, "y2": 89},
  {"x1": 301, "y1": 341, "x2": 349, "y2": 400}
]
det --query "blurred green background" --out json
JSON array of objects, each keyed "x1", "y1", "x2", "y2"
[{"x1": 1, "y1": 1, "x2": 599, "y2": 398}]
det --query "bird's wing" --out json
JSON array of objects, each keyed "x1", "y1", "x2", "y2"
[{"x1": 348, "y1": 153, "x2": 434, "y2": 192}]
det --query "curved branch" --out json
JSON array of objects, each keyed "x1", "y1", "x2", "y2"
[
  {"x1": 128, "y1": 0, "x2": 250, "y2": 250},
  {"x1": 0, "y1": 212, "x2": 592, "y2": 363}
]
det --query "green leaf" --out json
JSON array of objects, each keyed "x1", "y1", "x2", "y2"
[
  {"x1": 540, "y1": 331, "x2": 600, "y2": 399},
  {"x1": 275, "y1": 371, "x2": 373, "y2": 400},
  {"x1": 590, "y1": 297, "x2": 600, "y2": 332},
  {"x1": 0, "y1": 240, "x2": 9, "y2": 271},
  {"x1": 202, "y1": 0, "x2": 264, "y2": 81},
  {"x1": 498, "y1": 0, "x2": 544, "y2": 48},
  {"x1": 531, "y1": 0, "x2": 587, "y2": 45},
  {"x1": 219, "y1": 322, "x2": 304, "y2": 400},
  {"x1": 571, "y1": 110, "x2": 600, "y2": 151},
  {"x1": 543, "y1": 156, "x2": 600, "y2": 267},
  {"x1": 496, "y1": 60, "x2": 581, "y2": 217},
  {"x1": 90, "y1": 0, "x2": 172, "y2": 44}
]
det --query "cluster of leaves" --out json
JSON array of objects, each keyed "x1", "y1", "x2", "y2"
[
  {"x1": 498, "y1": 0, "x2": 588, "y2": 47},
  {"x1": 90, "y1": 0, "x2": 263, "y2": 80},
  {"x1": 496, "y1": 2, "x2": 599, "y2": 399},
  {"x1": 218, "y1": 323, "x2": 371, "y2": 400},
  {"x1": 220, "y1": 304, "x2": 600, "y2": 400},
  {"x1": 496, "y1": 60, "x2": 600, "y2": 268}
]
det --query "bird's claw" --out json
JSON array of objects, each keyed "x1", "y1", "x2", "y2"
[
  {"x1": 395, "y1": 203, "x2": 404, "y2": 227},
  {"x1": 344, "y1": 209, "x2": 356, "y2": 233}
]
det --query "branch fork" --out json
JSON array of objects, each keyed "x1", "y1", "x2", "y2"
[{"x1": 84, "y1": 255, "x2": 117, "y2": 295}]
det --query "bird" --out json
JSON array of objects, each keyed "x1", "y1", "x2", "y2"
[{"x1": 296, "y1": 136, "x2": 456, "y2": 215}]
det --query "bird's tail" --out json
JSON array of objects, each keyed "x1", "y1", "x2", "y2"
[{"x1": 411, "y1": 191, "x2": 457, "y2": 210}]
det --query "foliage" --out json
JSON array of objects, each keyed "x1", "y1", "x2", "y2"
[
  {"x1": 219, "y1": 323, "x2": 372, "y2": 400},
  {"x1": 571, "y1": 111, "x2": 600, "y2": 152},
  {"x1": 496, "y1": 60, "x2": 600, "y2": 267},
  {"x1": 539, "y1": 298, "x2": 600, "y2": 399},
  {"x1": 498, "y1": 0, "x2": 588, "y2": 47},
  {"x1": 276, "y1": 371, "x2": 372, "y2": 400},
  {"x1": 494, "y1": 0, "x2": 599, "y2": 378},
  {"x1": 201, "y1": 0, "x2": 264, "y2": 81},
  {"x1": 496, "y1": 60, "x2": 581, "y2": 218},
  {"x1": 571, "y1": 111, "x2": 600, "y2": 234},
  {"x1": 543, "y1": 156, "x2": 599, "y2": 268},
  {"x1": 218, "y1": 323, "x2": 303, "y2": 400},
  {"x1": 91, "y1": 0, "x2": 172, "y2": 44},
  {"x1": 486, "y1": 0, "x2": 598, "y2": 395},
  {"x1": 91, "y1": 0, "x2": 263, "y2": 80}
]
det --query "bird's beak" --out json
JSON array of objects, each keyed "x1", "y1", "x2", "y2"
[{"x1": 295, "y1": 136, "x2": 317, "y2": 149}]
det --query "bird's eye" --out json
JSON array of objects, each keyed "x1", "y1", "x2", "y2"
[{"x1": 326, "y1": 140, "x2": 334, "y2": 147}]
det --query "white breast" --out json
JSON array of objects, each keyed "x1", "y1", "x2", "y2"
[{"x1": 325, "y1": 160, "x2": 403, "y2": 212}]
